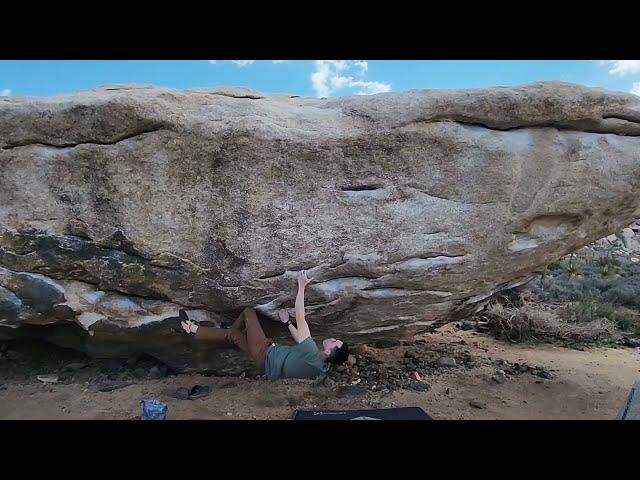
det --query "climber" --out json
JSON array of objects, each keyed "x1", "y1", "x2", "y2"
[{"x1": 180, "y1": 270, "x2": 349, "y2": 379}]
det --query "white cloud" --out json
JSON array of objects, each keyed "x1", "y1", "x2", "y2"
[
  {"x1": 231, "y1": 60, "x2": 255, "y2": 67},
  {"x1": 208, "y1": 60, "x2": 218, "y2": 64},
  {"x1": 0, "y1": 89, "x2": 11, "y2": 96},
  {"x1": 329, "y1": 75, "x2": 352, "y2": 89},
  {"x1": 331, "y1": 60, "x2": 350, "y2": 72},
  {"x1": 631, "y1": 82, "x2": 640, "y2": 96},
  {"x1": 311, "y1": 60, "x2": 390, "y2": 97},
  {"x1": 311, "y1": 61, "x2": 332, "y2": 97},
  {"x1": 353, "y1": 81, "x2": 391, "y2": 95},
  {"x1": 601, "y1": 60, "x2": 640, "y2": 77},
  {"x1": 328, "y1": 75, "x2": 390, "y2": 94},
  {"x1": 354, "y1": 60, "x2": 368, "y2": 74},
  {"x1": 272, "y1": 60, "x2": 290, "y2": 64}
]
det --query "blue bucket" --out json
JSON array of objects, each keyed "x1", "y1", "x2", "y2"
[{"x1": 141, "y1": 400, "x2": 167, "y2": 420}]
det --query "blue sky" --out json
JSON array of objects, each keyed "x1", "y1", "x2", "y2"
[{"x1": 1, "y1": 60, "x2": 639, "y2": 98}]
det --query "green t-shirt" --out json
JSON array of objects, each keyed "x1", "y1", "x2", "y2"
[{"x1": 264, "y1": 337, "x2": 327, "y2": 380}]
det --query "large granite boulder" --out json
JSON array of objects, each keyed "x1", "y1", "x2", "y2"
[{"x1": 1, "y1": 81, "x2": 639, "y2": 372}]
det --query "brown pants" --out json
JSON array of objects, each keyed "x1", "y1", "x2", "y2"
[{"x1": 195, "y1": 307, "x2": 273, "y2": 368}]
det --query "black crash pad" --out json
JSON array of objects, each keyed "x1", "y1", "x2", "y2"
[{"x1": 292, "y1": 407, "x2": 432, "y2": 420}]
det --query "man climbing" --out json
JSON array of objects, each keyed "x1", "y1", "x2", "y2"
[{"x1": 180, "y1": 270, "x2": 349, "y2": 379}]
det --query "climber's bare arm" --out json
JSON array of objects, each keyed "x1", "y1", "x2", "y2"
[
  {"x1": 277, "y1": 271, "x2": 313, "y2": 343},
  {"x1": 293, "y1": 271, "x2": 312, "y2": 342},
  {"x1": 279, "y1": 309, "x2": 302, "y2": 343}
]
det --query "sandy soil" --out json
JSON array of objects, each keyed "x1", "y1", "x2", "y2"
[{"x1": 1, "y1": 324, "x2": 638, "y2": 420}]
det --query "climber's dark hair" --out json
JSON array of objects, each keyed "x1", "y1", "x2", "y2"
[{"x1": 327, "y1": 342, "x2": 349, "y2": 365}]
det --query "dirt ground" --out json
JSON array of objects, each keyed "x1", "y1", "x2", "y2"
[{"x1": 0, "y1": 324, "x2": 638, "y2": 420}]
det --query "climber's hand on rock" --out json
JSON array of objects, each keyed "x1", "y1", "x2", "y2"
[
  {"x1": 278, "y1": 309, "x2": 290, "y2": 323},
  {"x1": 181, "y1": 320, "x2": 198, "y2": 334},
  {"x1": 297, "y1": 270, "x2": 314, "y2": 288}
]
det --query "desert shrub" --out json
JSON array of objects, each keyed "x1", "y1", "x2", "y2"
[
  {"x1": 560, "y1": 296, "x2": 634, "y2": 328},
  {"x1": 481, "y1": 244, "x2": 640, "y2": 345},
  {"x1": 539, "y1": 254, "x2": 640, "y2": 310},
  {"x1": 597, "y1": 256, "x2": 624, "y2": 277},
  {"x1": 601, "y1": 277, "x2": 640, "y2": 309},
  {"x1": 478, "y1": 301, "x2": 619, "y2": 345},
  {"x1": 548, "y1": 255, "x2": 582, "y2": 277}
]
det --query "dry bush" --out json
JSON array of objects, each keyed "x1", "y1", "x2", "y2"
[{"x1": 477, "y1": 301, "x2": 620, "y2": 345}]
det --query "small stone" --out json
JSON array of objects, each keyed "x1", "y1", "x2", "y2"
[
  {"x1": 350, "y1": 344, "x2": 370, "y2": 355},
  {"x1": 436, "y1": 357, "x2": 457, "y2": 367},
  {"x1": 346, "y1": 354, "x2": 357, "y2": 367},
  {"x1": 65, "y1": 362, "x2": 87, "y2": 372},
  {"x1": 537, "y1": 371, "x2": 554, "y2": 380},
  {"x1": 37, "y1": 374, "x2": 59, "y2": 383},
  {"x1": 374, "y1": 339, "x2": 401, "y2": 348},
  {"x1": 461, "y1": 320, "x2": 474, "y2": 331},
  {"x1": 336, "y1": 365, "x2": 347, "y2": 373},
  {"x1": 621, "y1": 337, "x2": 640, "y2": 348},
  {"x1": 409, "y1": 382, "x2": 429, "y2": 392},
  {"x1": 460, "y1": 354, "x2": 474, "y2": 364},
  {"x1": 0, "y1": 384, "x2": 7, "y2": 391},
  {"x1": 411, "y1": 371, "x2": 422, "y2": 381},
  {"x1": 226, "y1": 412, "x2": 233, "y2": 416},
  {"x1": 323, "y1": 376, "x2": 336, "y2": 388},
  {"x1": 469, "y1": 400, "x2": 486, "y2": 409},
  {"x1": 148, "y1": 366, "x2": 163, "y2": 380},
  {"x1": 492, "y1": 369, "x2": 507, "y2": 384},
  {"x1": 606, "y1": 234, "x2": 619, "y2": 243},
  {"x1": 133, "y1": 367, "x2": 147, "y2": 378},
  {"x1": 445, "y1": 387, "x2": 450, "y2": 395},
  {"x1": 98, "y1": 380, "x2": 134, "y2": 392}
]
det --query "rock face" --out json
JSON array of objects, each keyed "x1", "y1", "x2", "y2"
[
  {"x1": 593, "y1": 219, "x2": 640, "y2": 256},
  {"x1": 1, "y1": 82, "x2": 640, "y2": 372}
]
